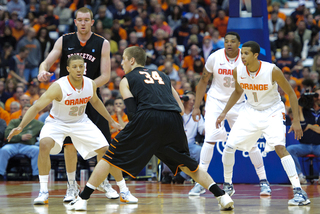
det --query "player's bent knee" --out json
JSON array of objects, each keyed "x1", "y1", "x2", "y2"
[
  {"x1": 274, "y1": 145, "x2": 288, "y2": 158},
  {"x1": 39, "y1": 138, "x2": 55, "y2": 152}
]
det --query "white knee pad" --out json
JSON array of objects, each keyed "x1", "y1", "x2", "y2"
[{"x1": 222, "y1": 145, "x2": 236, "y2": 166}]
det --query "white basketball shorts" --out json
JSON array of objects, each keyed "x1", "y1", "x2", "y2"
[
  {"x1": 39, "y1": 117, "x2": 109, "y2": 159},
  {"x1": 226, "y1": 101, "x2": 286, "y2": 152}
]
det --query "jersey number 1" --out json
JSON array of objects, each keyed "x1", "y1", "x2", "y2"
[{"x1": 139, "y1": 71, "x2": 165, "y2": 85}]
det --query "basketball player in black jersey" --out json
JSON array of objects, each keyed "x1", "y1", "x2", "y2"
[
  {"x1": 37, "y1": 7, "x2": 130, "y2": 203},
  {"x1": 67, "y1": 46, "x2": 234, "y2": 211}
]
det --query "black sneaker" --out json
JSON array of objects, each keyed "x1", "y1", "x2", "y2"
[
  {"x1": 161, "y1": 173, "x2": 172, "y2": 184},
  {"x1": 173, "y1": 173, "x2": 185, "y2": 184}
]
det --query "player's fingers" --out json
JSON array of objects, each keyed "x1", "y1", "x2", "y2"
[{"x1": 288, "y1": 127, "x2": 292, "y2": 133}]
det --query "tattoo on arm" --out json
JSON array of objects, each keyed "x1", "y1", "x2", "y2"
[{"x1": 202, "y1": 70, "x2": 210, "y2": 80}]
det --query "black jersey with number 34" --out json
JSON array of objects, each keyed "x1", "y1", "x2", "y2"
[
  {"x1": 60, "y1": 32, "x2": 105, "y2": 79},
  {"x1": 125, "y1": 67, "x2": 181, "y2": 113}
]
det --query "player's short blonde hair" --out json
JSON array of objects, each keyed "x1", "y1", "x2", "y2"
[
  {"x1": 75, "y1": 7, "x2": 93, "y2": 20},
  {"x1": 124, "y1": 46, "x2": 146, "y2": 66}
]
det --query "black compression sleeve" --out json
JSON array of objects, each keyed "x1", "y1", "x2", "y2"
[{"x1": 124, "y1": 97, "x2": 137, "y2": 121}]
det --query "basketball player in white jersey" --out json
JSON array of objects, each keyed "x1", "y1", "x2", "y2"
[
  {"x1": 216, "y1": 41, "x2": 310, "y2": 206},
  {"x1": 190, "y1": 32, "x2": 271, "y2": 196},
  {"x1": 7, "y1": 55, "x2": 138, "y2": 205}
]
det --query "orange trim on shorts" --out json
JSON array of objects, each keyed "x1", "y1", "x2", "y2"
[
  {"x1": 110, "y1": 144, "x2": 116, "y2": 149},
  {"x1": 174, "y1": 164, "x2": 184, "y2": 176},
  {"x1": 174, "y1": 164, "x2": 199, "y2": 176},
  {"x1": 49, "y1": 114, "x2": 54, "y2": 119},
  {"x1": 107, "y1": 149, "x2": 114, "y2": 155},
  {"x1": 114, "y1": 138, "x2": 119, "y2": 143},
  {"x1": 191, "y1": 165, "x2": 200, "y2": 173},
  {"x1": 102, "y1": 157, "x2": 136, "y2": 178}
]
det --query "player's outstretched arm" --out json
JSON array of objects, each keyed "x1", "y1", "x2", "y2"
[
  {"x1": 216, "y1": 68, "x2": 243, "y2": 128},
  {"x1": 90, "y1": 81, "x2": 122, "y2": 130},
  {"x1": 94, "y1": 40, "x2": 111, "y2": 87},
  {"x1": 272, "y1": 66, "x2": 303, "y2": 140},
  {"x1": 7, "y1": 83, "x2": 62, "y2": 141},
  {"x1": 172, "y1": 86, "x2": 184, "y2": 115},
  {"x1": 192, "y1": 68, "x2": 212, "y2": 122},
  {"x1": 38, "y1": 37, "x2": 63, "y2": 82}
]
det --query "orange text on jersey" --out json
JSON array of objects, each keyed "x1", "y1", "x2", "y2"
[
  {"x1": 240, "y1": 83, "x2": 268, "y2": 91},
  {"x1": 218, "y1": 68, "x2": 233, "y2": 75},
  {"x1": 65, "y1": 96, "x2": 92, "y2": 105}
]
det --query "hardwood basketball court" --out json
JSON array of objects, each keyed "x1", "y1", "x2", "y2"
[{"x1": 0, "y1": 180, "x2": 319, "y2": 213}]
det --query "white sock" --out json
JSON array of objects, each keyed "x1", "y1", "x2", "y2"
[
  {"x1": 281, "y1": 155, "x2": 301, "y2": 188},
  {"x1": 199, "y1": 142, "x2": 215, "y2": 171},
  {"x1": 222, "y1": 145, "x2": 236, "y2": 184},
  {"x1": 249, "y1": 146, "x2": 267, "y2": 180},
  {"x1": 39, "y1": 175, "x2": 49, "y2": 192},
  {"x1": 67, "y1": 171, "x2": 76, "y2": 182},
  {"x1": 117, "y1": 179, "x2": 128, "y2": 193}
]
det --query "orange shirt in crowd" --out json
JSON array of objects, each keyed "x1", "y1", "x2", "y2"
[
  {"x1": 177, "y1": 0, "x2": 191, "y2": 5},
  {"x1": 134, "y1": 25, "x2": 147, "y2": 38},
  {"x1": 182, "y1": 55, "x2": 205, "y2": 72},
  {"x1": 24, "y1": 91, "x2": 40, "y2": 105},
  {"x1": 213, "y1": 16, "x2": 229, "y2": 37},
  {"x1": 111, "y1": 113, "x2": 129, "y2": 139},
  {"x1": 268, "y1": 12, "x2": 286, "y2": 21},
  {"x1": 118, "y1": 27, "x2": 127, "y2": 40},
  {"x1": 10, "y1": 109, "x2": 39, "y2": 120},
  {"x1": 0, "y1": 107, "x2": 10, "y2": 125},
  {"x1": 158, "y1": 63, "x2": 180, "y2": 72},
  {"x1": 126, "y1": 4, "x2": 138, "y2": 13},
  {"x1": 4, "y1": 96, "x2": 19, "y2": 112},
  {"x1": 11, "y1": 27, "x2": 25, "y2": 41}
]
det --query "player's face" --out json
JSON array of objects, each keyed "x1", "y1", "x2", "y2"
[
  {"x1": 75, "y1": 12, "x2": 94, "y2": 35},
  {"x1": 67, "y1": 59, "x2": 85, "y2": 80},
  {"x1": 224, "y1": 34, "x2": 240, "y2": 57},
  {"x1": 121, "y1": 53, "x2": 132, "y2": 74},
  {"x1": 241, "y1": 47, "x2": 255, "y2": 66}
]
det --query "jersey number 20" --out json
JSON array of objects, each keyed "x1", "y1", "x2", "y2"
[{"x1": 139, "y1": 71, "x2": 165, "y2": 85}]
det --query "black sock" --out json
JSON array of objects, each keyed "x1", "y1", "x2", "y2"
[
  {"x1": 209, "y1": 184, "x2": 225, "y2": 197},
  {"x1": 79, "y1": 185, "x2": 95, "y2": 200}
]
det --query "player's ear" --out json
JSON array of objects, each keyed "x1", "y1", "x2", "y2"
[
  {"x1": 66, "y1": 66, "x2": 70, "y2": 73},
  {"x1": 91, "y1": 19, "x2": 95, "y2": 26}
]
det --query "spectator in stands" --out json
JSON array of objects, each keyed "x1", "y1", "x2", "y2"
[
  {"x1": 113, "y1": 1, "x2": 128, "y2": 24},
  {"x1": 0, "y1": 104, "x2": 43, "y2": 181},
  {"x1": 167, "y1": 5, "x2": 182, "y2": 31},
  {"x1": 25, "y1": 80, "x2": 39, "y2": 105},
  {"x1": 145, "y1": 52, "x2": 158, "y2": 70},
  {"x1": 118, "y1": 39, "x2": 128, "y2": 55},
  {"x1": 128, "y1": 31, "x2": 140, "y2": 47},
  {"x1": 8, "y1": 46, "x2": 29, "y2": 85},
  {"x1": 0, "y1": 26, "x2": 17, "y2": 50},
  {"x1": 9, "y1": 101, "x2": 20, "y2": 115},
  {"x1": 269, "y1": 2, "x2": 286, "y2": 21},
  {"x1": 213, "y1": 9, "x2": 228, "y2": 37},
  {"x1": 11, "y1": 17, "x2": 25, "y2": 42},
  {"x1": 163, "y1": 61, "x2": 180, "y2": 81},
  {"x1": 182, "y1": 44, "x2": 205, "y2": 72},
  {"x1": 0, "y1": 106, "x2": 10, "y2": 125},
  {"x1": 10, "y1": 94, "x2": 39, "y2": 121},
  {"x1": 268, "y1": 11, "x2": 285, "y2": 36},
  {"x1": 54, "y1": 0, "x2": 73, "y2": 33},
  {"x1": 27, "y1": 0, "x2": 40, "y2": 16},
  {"x1": 45, "y1": 5, "x2": 59, "y2": 33},
  {"x1": 94, "y1": 5, "x2": 113, "y2": 30},
  {"x1": 311, "y1": 54, "x2": 320, "y2": 74},
  {"x1": 0, "y1": 80, "x2": 10, "y2": 104},
  {"x1": 183, "y1": 2, "x2": 197, "y2": 20},
  {"x1": 122, "y1": 16, "x2": 135, "y2": 36},
  {"x1": 190, "y1": 7, "x2": 211, "y2": 26},
  {"x1": 301, "y1": 78, "x2": 316, "y2": 94},
  {"x1": 152, "y1": 14, "x2": 171, "y2": 39},
  {"x1": 134, "y1": 16, "x2": 147, "y2": 41},
  {"x1": 290, "y1": 1, "x2": 305, "y2": 24},
  {"x1": 111, "y1": 19, "x2": 127, "y2": 43},
  {"x1": 103, "y1": 29, "x2": 118, "y2": 54},
  {"x1": 4, "y1": 86, "x2": 24, "y2": 112},
  {"x1": 313, "y1": 0, "x2": 320, "y2": 22},
  {"x1": 294, "y1": 20, "x2": 312, "y2": 47},
  {"x1": 36, "y1": 27, "x2": 54, "y2": 62},
  {"x1": 4, "y1": 78, "x2": 17, "y2": 101},
  {"x1": 276, "y1": 45, "x2": 296, "y2": 70},
  {"x1": 200, "y1": 35, "x2": 214, "y2": 61},
  {"x1": 0, "y1": 119, "x2": 6, "y2": 146},
  {"x1": 38, "y1": 102, "x2": 52, "y2": 123},
  {"x1": 285, "y1": 31, "x2": 302, "y2": 59},
  {"x1": 110, "y1": 97, "x2": 128, "y2": 139},
  {"x1": 0, "y1": 43, "x2": 13, "y2": 80},
  {"x1": 0, "y1": 11, "x2": 16, "y2": 35},
  {"x1": 287, "y1": 87, "x2": 320, "y2": 184},
  {"x1": 111, "y1": 57, "x2": 124, "y2": 78},
  {"x1": 271, "y1": 0, "x2": 288, "y2": 8},
  {"x1": 7, "y1": 0, "x2": 26, "y2": 19},
  {"x1": 271, "y1": 29, "x2": 287, "y2": 57},
  {"x1": 282, "y1": 16, "x2": 296, "y2": 35},
  {"x1": 100, "y1": 87, "x2": 112, "y2": 105},
  {"x1": 207, "y1": 1, "x2": 219, "y2": 22},
  {"x1": 104, "y1": 99, "x2": 115, "y2": 115},
  {"x1": 172, "y1": 17, "x2": 190, "y2": 47},
  {"x1": 33, "y1": 15, "x2": 47, "y2": 34},
  {"x1": 16, "y1": 27, "x2": 41, "y2": 82}
]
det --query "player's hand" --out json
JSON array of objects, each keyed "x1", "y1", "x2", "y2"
[
  {"x1": 216, "y1": 113, "x2": 226, "y2": 128},
  {"x1": 38, "y1": 71, "x2": 53, "y2": 82},
  {"x1": 288, "y1": 121, "x2": 303, "y2": 140},
  {"x1": 110, "y1": 121, "x2": 123, "y2": 131},
  {"x1": 7, "y1": 127, "x2": 23, "y2": 142},
  {"x1": 192, "y1": 107, "x2": 201, "y2": 122}
]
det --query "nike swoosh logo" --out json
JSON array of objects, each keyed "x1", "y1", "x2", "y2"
[
  {"x1": 68, "y1": 48, "x2": 74, "y2": 50},
  {"x1": 240, "y1": 77, "x2": 246, "y2": 79},
  {"x1": 220, "y1": 63, "x2": 225, "y2": 65},
  {"x1": 67, "y1": 93, "x2": 72, "y2": 96}
]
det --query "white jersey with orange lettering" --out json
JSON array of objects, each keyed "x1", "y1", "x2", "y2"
[
  {"x1": 39, "y1": 76, "x2": 108, "y2": 159},
  {"x1": 237, "y1": 60, "x2": 282, "y2": 110},
  {"x1": 206, "y1": 48, "x2": 245, "y2": 103},
  {"x1": 49, "y1": 76, "x2": 93, "y2": 123}
]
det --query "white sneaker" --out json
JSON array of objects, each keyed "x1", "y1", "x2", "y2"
[
  {"x1": 97, "y1": 180, "x2": 119, "y2": 199},
  {"x1": 288, "y1": 187, "x2": 311, "y2": 206},
  {"x1": 217, "y1": 193, "x2": 234, "y2": 210},
  {"x1": 34, "y1": 191, "x2": 49, "y2": 205},
  {"x1": 120, "y1": 190, "x2": 138, "y2": 204},
  {"x1": 298, "y1": 174, "x2": 307, "y2": 184},
  {"x1": 189, "y1": 183, "x2": 206, "y2": 196},
  {"x1": 67, "y1": 197, "x2": 88, "y2": 211},
  {"x1": 63, "y1": 181, "x2": 80, "y2": 202}
]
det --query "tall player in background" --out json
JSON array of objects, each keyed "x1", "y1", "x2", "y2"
[
  {"x1": 189, "y1": 32, "x2": 271, "y2": 196},
  {"x1": 216, "y1": 41, "x2": 310, "y2": 206},
  {"x1": 6, "y1": 55, "x2": 138, "y2": 205},
  {"x1": 37, "y1": 7, "x2": 119, "y2": 202}
]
